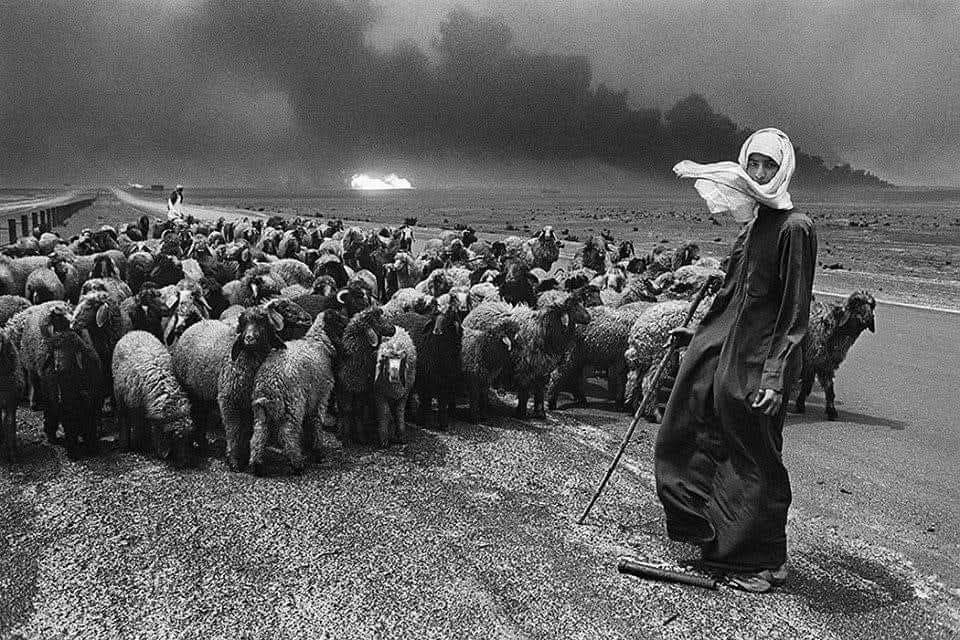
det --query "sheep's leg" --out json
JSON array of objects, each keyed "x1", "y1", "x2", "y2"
[
  {"x1": 793, "y1": 370, "x2": 815, "y2": 414},
  {"x1": 819, "y1": 371, "x2": 838, "y2": 420},
  {"x1": 609, "y1": 361, "x2": 627, "y2": 411},
  {"x1": 115, "y1": 397, "x2": 131, "y2": 451},
  {"x1": 223, "y1": 407, "x2": 250, "y2": 472},
  {"x1": 624, "y1": 368, "x2": 641, "y2": 412},
  {"x1": 418, "y1": 389, "x2": 435, "y2": 429},
  {"x1": 531, "y1": 382, "x2": 547, "y2": 419},
  {"x1": 436, "y1": 391, "x2": 453, "y2": 431},
  {"x1": 336, "y1": 389, "x2": 352, "y2": 442},
  {"x1": 1, "y1": 407, "x2": 14, "y2": 463},
  {"x1": 281, "y1": 414, "x2": 307, "y2": 475},
  {"x1": 83, "y1": 405, "x2": 100, "y2": 455},
  {"x1": 43, "y1": 406, "x2": 59, "y2": 445},
  {"x1": 573, "y1": 365, "x2": 589, "y2": 407},
  {"x1": 189, "y1": 400, "x2": 207, "y2": 456},
  {"x1": 394, "y1": 397, "x2": 408, "y2": 444},
  {"x1": 63, "y1": 412, "x2": 81, "y2": 461},
  {"x1": 249, "y1": 401, "x2": 270, "y2": 476},
  {"x1": 374, "y1": 398, "x2": 390, "y2": 447},
  {"x1": 29, "y1": 372, "x2": 44, "y2": 410},
  {"x1": 546, "y1": 369, "x2": 562, "y2": 410},
  {"x1": 515, "y1": 388, "x2": 529, "y2": 419},
  {"x1": 467, "y1": 378, "x2": 481, "y2": 424}
]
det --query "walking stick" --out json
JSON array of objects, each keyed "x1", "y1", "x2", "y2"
[{"x1": 577, "y1": 275, "x2": 720, "y2": 525}]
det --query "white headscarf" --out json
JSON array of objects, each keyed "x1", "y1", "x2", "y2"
[{"x1": 672, "y1": 127, "x2": 796, "y2": 222}]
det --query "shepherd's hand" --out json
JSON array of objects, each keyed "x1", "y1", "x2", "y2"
[
  {"x1": 666, "y1": 326, "x2": 695, "y2": 348},
  {"x1": 751, "y1": 389, "x2": 782, "y2": 416}
]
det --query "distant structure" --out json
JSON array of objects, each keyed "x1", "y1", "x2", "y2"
[{"x1": 150, "y1": 184, "x2": 165, "y2": 191}]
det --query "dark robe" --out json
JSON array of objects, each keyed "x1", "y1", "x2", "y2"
[{"x1": 654, "y1": 205, "x2": 817, "y2": 573}]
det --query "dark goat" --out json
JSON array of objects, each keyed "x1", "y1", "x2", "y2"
[
  {"x1": 793, "y1": 291, "x2": 876, "y2": 420},
  {"x1": 497, "y1": 258, "x2": 538, "y2": 306},
  {"x1": 38, "y1": 309, "x2": 105, "y2": 459},
  {"x1": 219, "y1": 306, "x2": 286, "y2": 471},
  {"x1": 336, "y1": 307, "x2": 396, "y2": 443},
  {"x1": 393, "y1": 298, "x2": 463, "y2": 431}
]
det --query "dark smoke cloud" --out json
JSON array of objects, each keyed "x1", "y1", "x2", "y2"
[{"x1": 1, "y1": 1, "x2": 951, "y2": 186}]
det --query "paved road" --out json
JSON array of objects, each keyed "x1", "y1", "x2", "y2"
[{"x1": 2, "y1": 192, "x2": 956, "y2": 639}]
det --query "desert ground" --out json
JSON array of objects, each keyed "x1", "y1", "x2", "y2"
[{"x1": 1, "y1": 186, "x2": 959, "y2": 639}]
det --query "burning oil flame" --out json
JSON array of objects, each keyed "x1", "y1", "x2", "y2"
[{"x1": 350, "y1": 173, "x2": 413, "y2": 190}]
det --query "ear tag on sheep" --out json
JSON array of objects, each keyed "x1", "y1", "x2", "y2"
[
  {"x1": 366, "y1": 327, "x2": 380, "y2": 347},
  {"x1": 250, "y1": 283, "x2": 259, "y2": 300},
  {"x1": 96, "y1": 304, "x2": 110, "y2": 328},
  {"x1": 561, "y1": 313, "x2": 569, "y2": 328},
  {"x1": 502, "y1": 336, "x2": 512, "y2": 350}
]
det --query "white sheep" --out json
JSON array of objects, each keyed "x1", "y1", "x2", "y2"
[{"x1": 112, "y1": 331, "x2": 196, "y2": 466}]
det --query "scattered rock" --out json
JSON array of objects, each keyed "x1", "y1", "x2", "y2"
[{"x1": 823, "y1": 262, "x2": 844, "y2": 270}]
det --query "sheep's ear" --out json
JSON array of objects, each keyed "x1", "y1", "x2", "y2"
[
  {"x1": 198, "y1": 296, "x2": 211, "y2": 319},
  {"x1": 163, "y1": 289, "x2": 179, "y2": 310},
  {"x1": 41, "y1": 321, "x2": 55, "y2": 339},
  {"x1": 75, "y1": 352, "x2": 85, "y2": 371},
  {"x1": 560, "y1": 312, "x2": 569, "y2": 328},
  {"x1": 501, "y1": 336, "x2": 512, "y2": 351},
  {"x1": 163, "y1": 316, "x2": 179, "y2": 346},
  {"x1": 95, "y1": 304, "x2": 110, "y2": 328},
  {"x1": 230, "y1": 334, "x2": 244, "y2": 361},
  {"x1": 365, "y1": 327, "x2": 380, "y2": 347},
  {"x1": 240, "y1": 249, "x2": 251, "y2": 263},
  {"x1": 267, "y1": 308, "x2": 285, "y2": 332},
  {"x1": 400, "y1": 359, "x2": 407, "y2": 386},
  {"x1": 249, "y1": 282, "x2": 259, "y2": 300},
  {"x1": 837, "y1": 308, "x2": 851, "y2": 327}
]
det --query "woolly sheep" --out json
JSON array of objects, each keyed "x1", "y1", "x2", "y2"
[
  {"x1": 372, "y1": 326, "x2": 417, "y2": 445},
  {"x1": 25, "y1": 268, "x2": 65, "y2": 304},
  {"x1": 248, "y1": 313, "x2": 338, "y2": 475},
  {"x1": 71, "y1": 290, "x2": 124, "y2": 401},
  {"x1": 0, "y1": 331, "x2": 24, "y2": 462},
  {"x1": 547, "y1": 301, "x2": 654, "y2": 411},
  {"x1": 171, "y1": 319, "x2": 235, "y2": 450},
  {"x1": 16, "y1": 301, "x2": 74, "y2": 408},
  {"x1": 623, "y1": 298, "x2": 713, "y2": 413},
  {"x1": 793, "y1": 291, "x2": 876, "y2": 420},
  {"x1": 461, "y1": 318, "x2": 519, "y2": 423},
  {"x1": 0, "y1": 295, "x2": 31, "y2": 327},
  {"x1": 382, "y1": 288, "x2": 436, "y2": 320},
  {"x1": 218, "y1": 306, "x2": 286, "y2": 471},
  {"x1": 463, "y1": 292, "x2": 591, "y2": 418},
  {"x1": 112, "y1": 331, "x2": 197, "y2": 466}
]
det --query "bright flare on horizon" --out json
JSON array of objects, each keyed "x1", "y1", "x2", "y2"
[{"x1": 350, "y1": 173, "x2": 413, "y2": 190}]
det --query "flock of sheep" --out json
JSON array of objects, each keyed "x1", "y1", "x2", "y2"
[{"x1": 0, "y1": 212, "x2": 877, "y2": 473}]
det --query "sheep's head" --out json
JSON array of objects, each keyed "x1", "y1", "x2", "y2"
[
  {"x1": 231, "y1": 306, "x2": 285, "y2": 360},
  {"x1": 244, "y1": 272, "x2": 282, "y2": 304},
  {"x1": 431, "y1": 295, "x2": 463, "y2": 337},
  {"x1": 263, "y1": 298, "x2": 312, "y2": 341},
  {"x1": 425, "y1": 271, "x2": 455, "y2": 298},
  {"x1": 91, "y1": 254, "x2": 120, "y2": 279},
  {"x1": 127, "y1": 287, "x2": 166, "y2": 341},
  {"x1": 563, "y1": 273, "x2": 591, "y2": 292},
  {"x1": 839, "y1": 290, "x2": 876, "y2": 333},
  {"x1": 313, "y1": 254, "x2": 349, "y2": 288},
  {"x1": 162, "y1": 284, "x2": 212, "y2": 346},
  {"x1": 311, "y1": 275, "x2": 338, "y2": 297},
  {"x1": 491, "y1": 318, "x2": 519, "y2": 354},
  {"x1": 335, "y1": 281, "x2": 372, "y2": 317},
  {"x1": 353, "y1": 307, "x2": 396, "y2": 349},
  {"x1": 672, "y1": 242, "x2": 701, "y2": 270},
  {"x1": 71, "y1": 291, "x2": 114, "y2": 332},
  {"x1": 569, "y1": 284, "x2": 602, "y2": 309}
]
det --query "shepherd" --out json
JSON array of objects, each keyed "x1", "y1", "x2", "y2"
[
  {"x1": 656, "y1": 128, "x2": 817, "y2": 592},
  {"x1": 167, "y1": 184, "x2": 184, "y2": 220}
]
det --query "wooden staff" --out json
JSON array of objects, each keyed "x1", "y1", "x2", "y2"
[{"x1": 577, "y1": 275, "x2": 720, "y2": 525}]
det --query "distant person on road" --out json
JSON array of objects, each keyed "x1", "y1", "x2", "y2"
[
  {"x1": 656, "y1": 128, "x2": 818, "y2": 593},
  {"x1": 167, "y1": 184, "x2": 184, "y2": 220}
]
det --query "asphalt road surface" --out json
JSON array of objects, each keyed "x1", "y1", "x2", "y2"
[{"x1": 0, "y1": 193, "x2": 958, "y2": 639}]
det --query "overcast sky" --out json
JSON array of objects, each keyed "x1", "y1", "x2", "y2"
[{"x1": 1, "y1": 0, "x2": 956, "y2": 187}]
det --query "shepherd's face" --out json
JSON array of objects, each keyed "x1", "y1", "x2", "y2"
[{"x1": 746, "y1": 153, "x2": 779, "y2": 185}]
